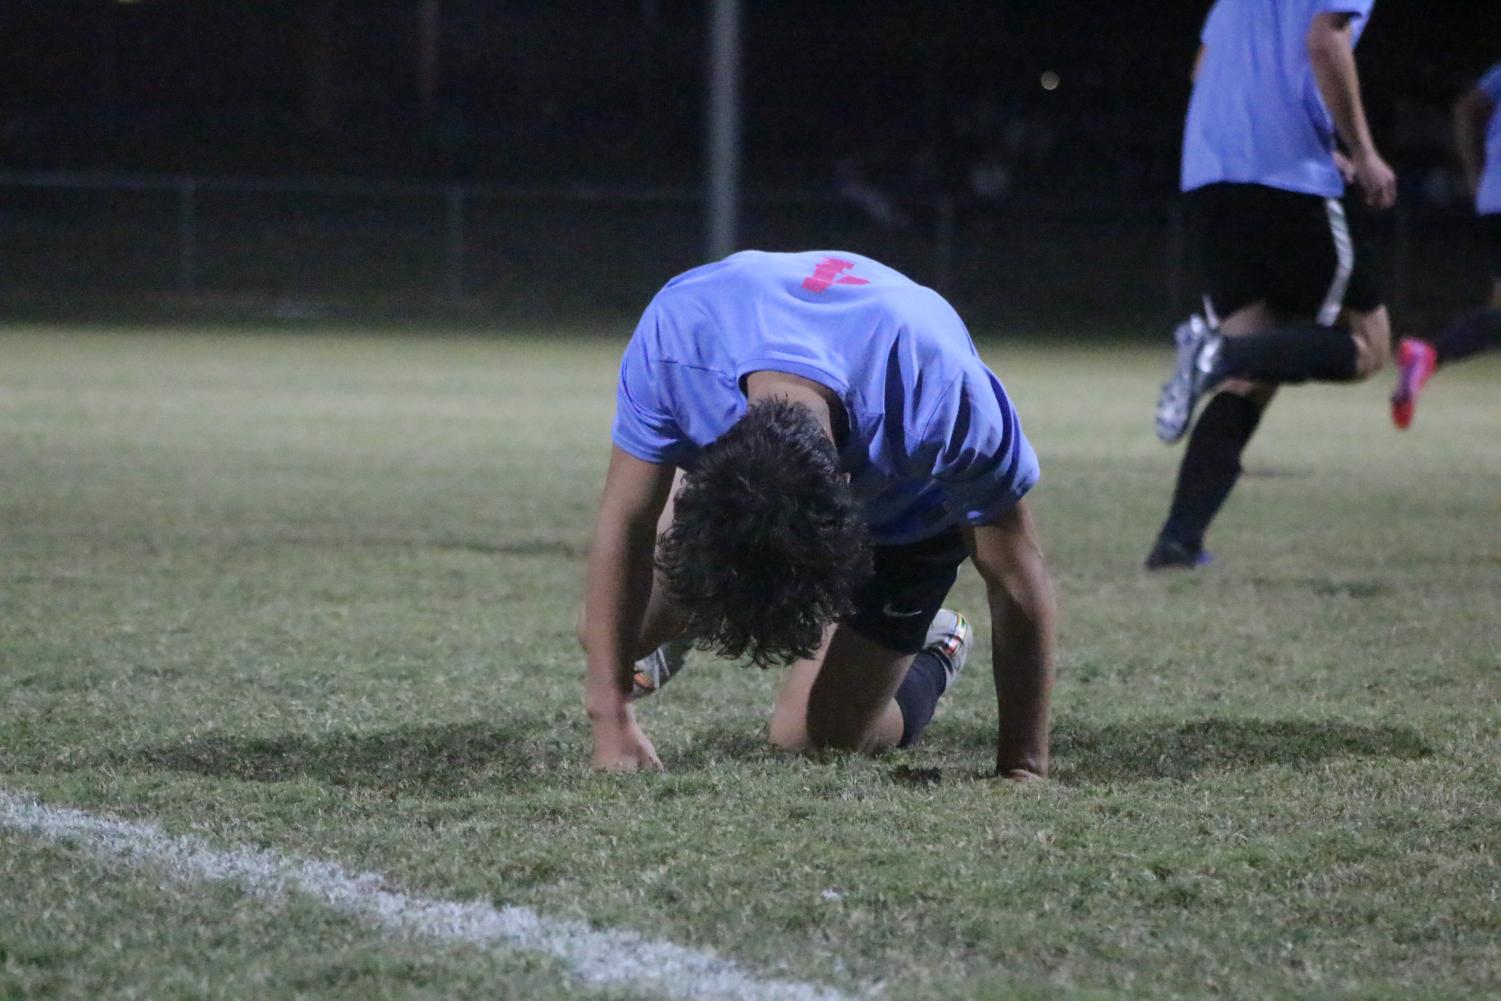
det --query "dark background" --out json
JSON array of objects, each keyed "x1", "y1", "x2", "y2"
[{"x1": 1, "y1": 1, "x2": 1496, "y2": 328}]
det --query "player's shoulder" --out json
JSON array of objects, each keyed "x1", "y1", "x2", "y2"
[
  {"x1": 1477, "y1": 63, "x2": 1501, "y2": 97},
  {"x1": 1303, "y1": 0, "x2": 1373, "y2": 18},
  {"x1": 659, "y1": 249, "x2": 923, "y2": 295},
  {"x1": 643, "y1": 249, "x2": 964, "y2": 347}
]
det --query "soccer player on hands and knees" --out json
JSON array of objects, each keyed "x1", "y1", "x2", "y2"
[
  {"x1": 1390, "y1": 60, "x2": 1501, "y2": 428},
  {"x1": 1148, "y1": 0, "x2": 1396, "y2": 569},
  {"x1": 579, "y1": 250, "x2": 1055, "y2": 780}
]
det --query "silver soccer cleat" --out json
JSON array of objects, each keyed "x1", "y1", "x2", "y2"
[
  {"x1": 923, "y1": 608, "x2": 973, "y2": 690},
  {"x1": 630, "y1": 637, "x2": 692, "y2": 699},
  {"x1": 1154, "y1": 313, "x2": 1223, "y2": 445}
]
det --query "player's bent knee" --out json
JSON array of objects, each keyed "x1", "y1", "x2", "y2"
[
  {"x1": 767, "y1": 709, "x2": 811, "y2": 753},
  {"x1": 1351, "y1": 333, "x2": 1387, "y2": 379},
  {"x1": 1349, "y1": 309, "x2": 1391, "y2": 378}
]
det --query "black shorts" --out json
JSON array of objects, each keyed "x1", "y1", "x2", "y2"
[
  {"x1": 1483, "y1": 214, "x2": 1501, "y2": 281},
  {"x1": 1187, "y1": 182, "x2": 1384, "y2": 322},
  {"x1": 845, "y1": 528, "x2": 968, "y2": 654}
]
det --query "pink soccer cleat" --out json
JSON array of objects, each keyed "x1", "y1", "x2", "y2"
[{"x1": 1390, "y1": 337, "x2": 1437, "y2": 430}]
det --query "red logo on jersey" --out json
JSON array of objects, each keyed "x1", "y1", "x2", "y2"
[{"x1": 801, "y1": 256, "x2": 870, "y2": 293}]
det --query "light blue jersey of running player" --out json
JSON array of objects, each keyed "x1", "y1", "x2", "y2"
[
  {"x1": 611, "y1": 250, "x2": 1039, "y2": 546},
  {"x1": 1476, "y1": 63, "x2": 1501, "y2": 216},
  {"x1": 1182, "y1": 0, "x2": 1374, "y2": 197}
]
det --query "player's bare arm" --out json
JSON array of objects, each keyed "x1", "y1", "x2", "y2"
[
  {"x1": 581, "y1": 445, "x2": 676, "y2": 772},
  {"x1": 961, "y1": 501, "x2": 1055, "y2": 781},
  {"x1": 1307, "y1": 12, "x2": 1395, "y2": 208},
  {"x1": 1453, "y1": 84, "x2": 1496, "y2": 202}
]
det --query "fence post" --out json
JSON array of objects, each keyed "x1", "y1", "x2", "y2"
[
  {"x1": 444, "y1": 185, "x2": 465, "y2": 299},
  {"x1": 176, "y1": 177, "x2": 197, "y2": 294},
  {"x1": 705, "y1": 0, "x2": 741, "y2": 260}
]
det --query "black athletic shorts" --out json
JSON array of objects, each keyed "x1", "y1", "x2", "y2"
[
  {"x1": 1483, "y1": 214, "x2": 1501, "y2": 280},
  {"x1": 845, "y1": 527, "x2": 968, "y2": 654},
  {"x1": 1187, "y1": 182, "x2": 1383, "y2": 322}
]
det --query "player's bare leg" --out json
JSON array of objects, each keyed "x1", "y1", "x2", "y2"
[
  {"x1": 1217, "y1": 300, "x2": 1290, "y2": 404},
  {"x1": 767, "y1": 625, "x2": 910, "y2": 754},
  {"x1": 1149, "y1": 301, "x2": 1280, "y2": 569},
  {"x1": 768, "y1": 611, "x2": 971, "y2": 755},
  {"x1": 1346, "y1": 304, "x2": 1391, "y2": 377}
]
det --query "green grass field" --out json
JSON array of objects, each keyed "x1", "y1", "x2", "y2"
[{"x1": 2, "y1": 324, "x2": 1499, "y2": 1000}]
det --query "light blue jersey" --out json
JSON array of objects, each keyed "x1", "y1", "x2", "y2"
[
  {"x1": 1181, "y1": 0, "x2": 1374, "y2": 197},
  {"x1": 1476, "y1": 63, "x2": 1501, "y2": 216},
  {"x1": 611, "y1": 250, "x2": 1040, "y2": 546}
]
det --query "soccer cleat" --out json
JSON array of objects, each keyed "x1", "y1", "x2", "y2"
[
  {"x1": 923, "y1": 608, "x2": 973, "y2": 692},
  {"x1": 1390, "y1": 337, "x2": 1437, "y2": 430},
  {"x1": 630, "y1": 637, "x2": 692, "y2": 700},
  {"x1": 1144, "y1": 536, "x2": 1214, "y2": 570},
  {"x1": 1155, "y1": 314, "x2": 1224, "y2": 445}
]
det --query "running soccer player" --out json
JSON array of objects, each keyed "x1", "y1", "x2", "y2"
[
  {"x1": 579, "y1": 250, "x2": 1055, "y2": 781},
  {"x1": 1390, "y1": 61, "x2": 1501, "y2": 428},
  {"x1": 1147, "y1": 0, "x2": 1397, "y2": 569}
]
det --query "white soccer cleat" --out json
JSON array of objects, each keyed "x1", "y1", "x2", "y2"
[
  {"x1": 1154, "y1": 313, "x2": 1223, "y2": 444},
  {"x1": 923, "y1": 609, "x2": 973, "y2": 691},
  {"x1": 630, "y1": 637, "x2": 692, "y2": 699}
]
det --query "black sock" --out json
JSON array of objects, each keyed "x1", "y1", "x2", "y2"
[
  {"x1": 1215, "y1": 326, "x2": 1358, "y2": 384},
  {"x1": 1159, "y1": 392, "x2": 1263, "y2": 552},
  {"x1": 1432, "y1": 308, "x2": 1501, "y2": 365},
  {"x1": 893, "y1": 651, "x2": 949, "y2": 748}
]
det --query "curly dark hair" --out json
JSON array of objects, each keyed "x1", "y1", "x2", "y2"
[{"x1": 657, "y1": 398, "x2": 872, "y2": 667}]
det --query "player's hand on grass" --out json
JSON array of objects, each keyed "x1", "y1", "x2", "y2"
[
  {"x1": 1350, "y1": 148, "x2": 1396, "y2": 210},
  {"x1": 589, "y1": 713, "x2": 664, "y2": 773}
]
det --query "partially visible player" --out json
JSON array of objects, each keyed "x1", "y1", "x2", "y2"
[
  {"x1": 579, "y1": 250, "x2": 1055, "y2": 781},
  {"x1": 1390, "y1": 61, "x2": 1501, "y2": 429},
  {"x1": 1147, "y1": 0, "x2": 1396, "y2": 569}
]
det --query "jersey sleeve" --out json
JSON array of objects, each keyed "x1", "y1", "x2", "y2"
[
  {"x1": 1199, "y1": 2, "x2": 1223, "y2": 44},
  {"x1": 917, "y1": 363, "x2": 1041, "y2": 526},
  {"x1": 610, "y1": 316, "x2": 683, "y2": 465},
  {"x1": 1315, "y1": 0, "x2": 1373, "y2": 18},
  {"x1": 1477, "y1": 64, "x2": 1501, "y2": 102}
]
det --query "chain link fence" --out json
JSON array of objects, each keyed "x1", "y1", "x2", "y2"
[{"x1": 0, "y1": 170, "x2": 1489, "y2": 332}]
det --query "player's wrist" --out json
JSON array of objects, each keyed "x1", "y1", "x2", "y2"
[{"x1": 584, "y1": 679, "x2": 634, "y2": 724}]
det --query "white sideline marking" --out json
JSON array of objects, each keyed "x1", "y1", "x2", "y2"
[{"x1": 0, "y1": 789, "x2": 862, "y2": 1001}]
